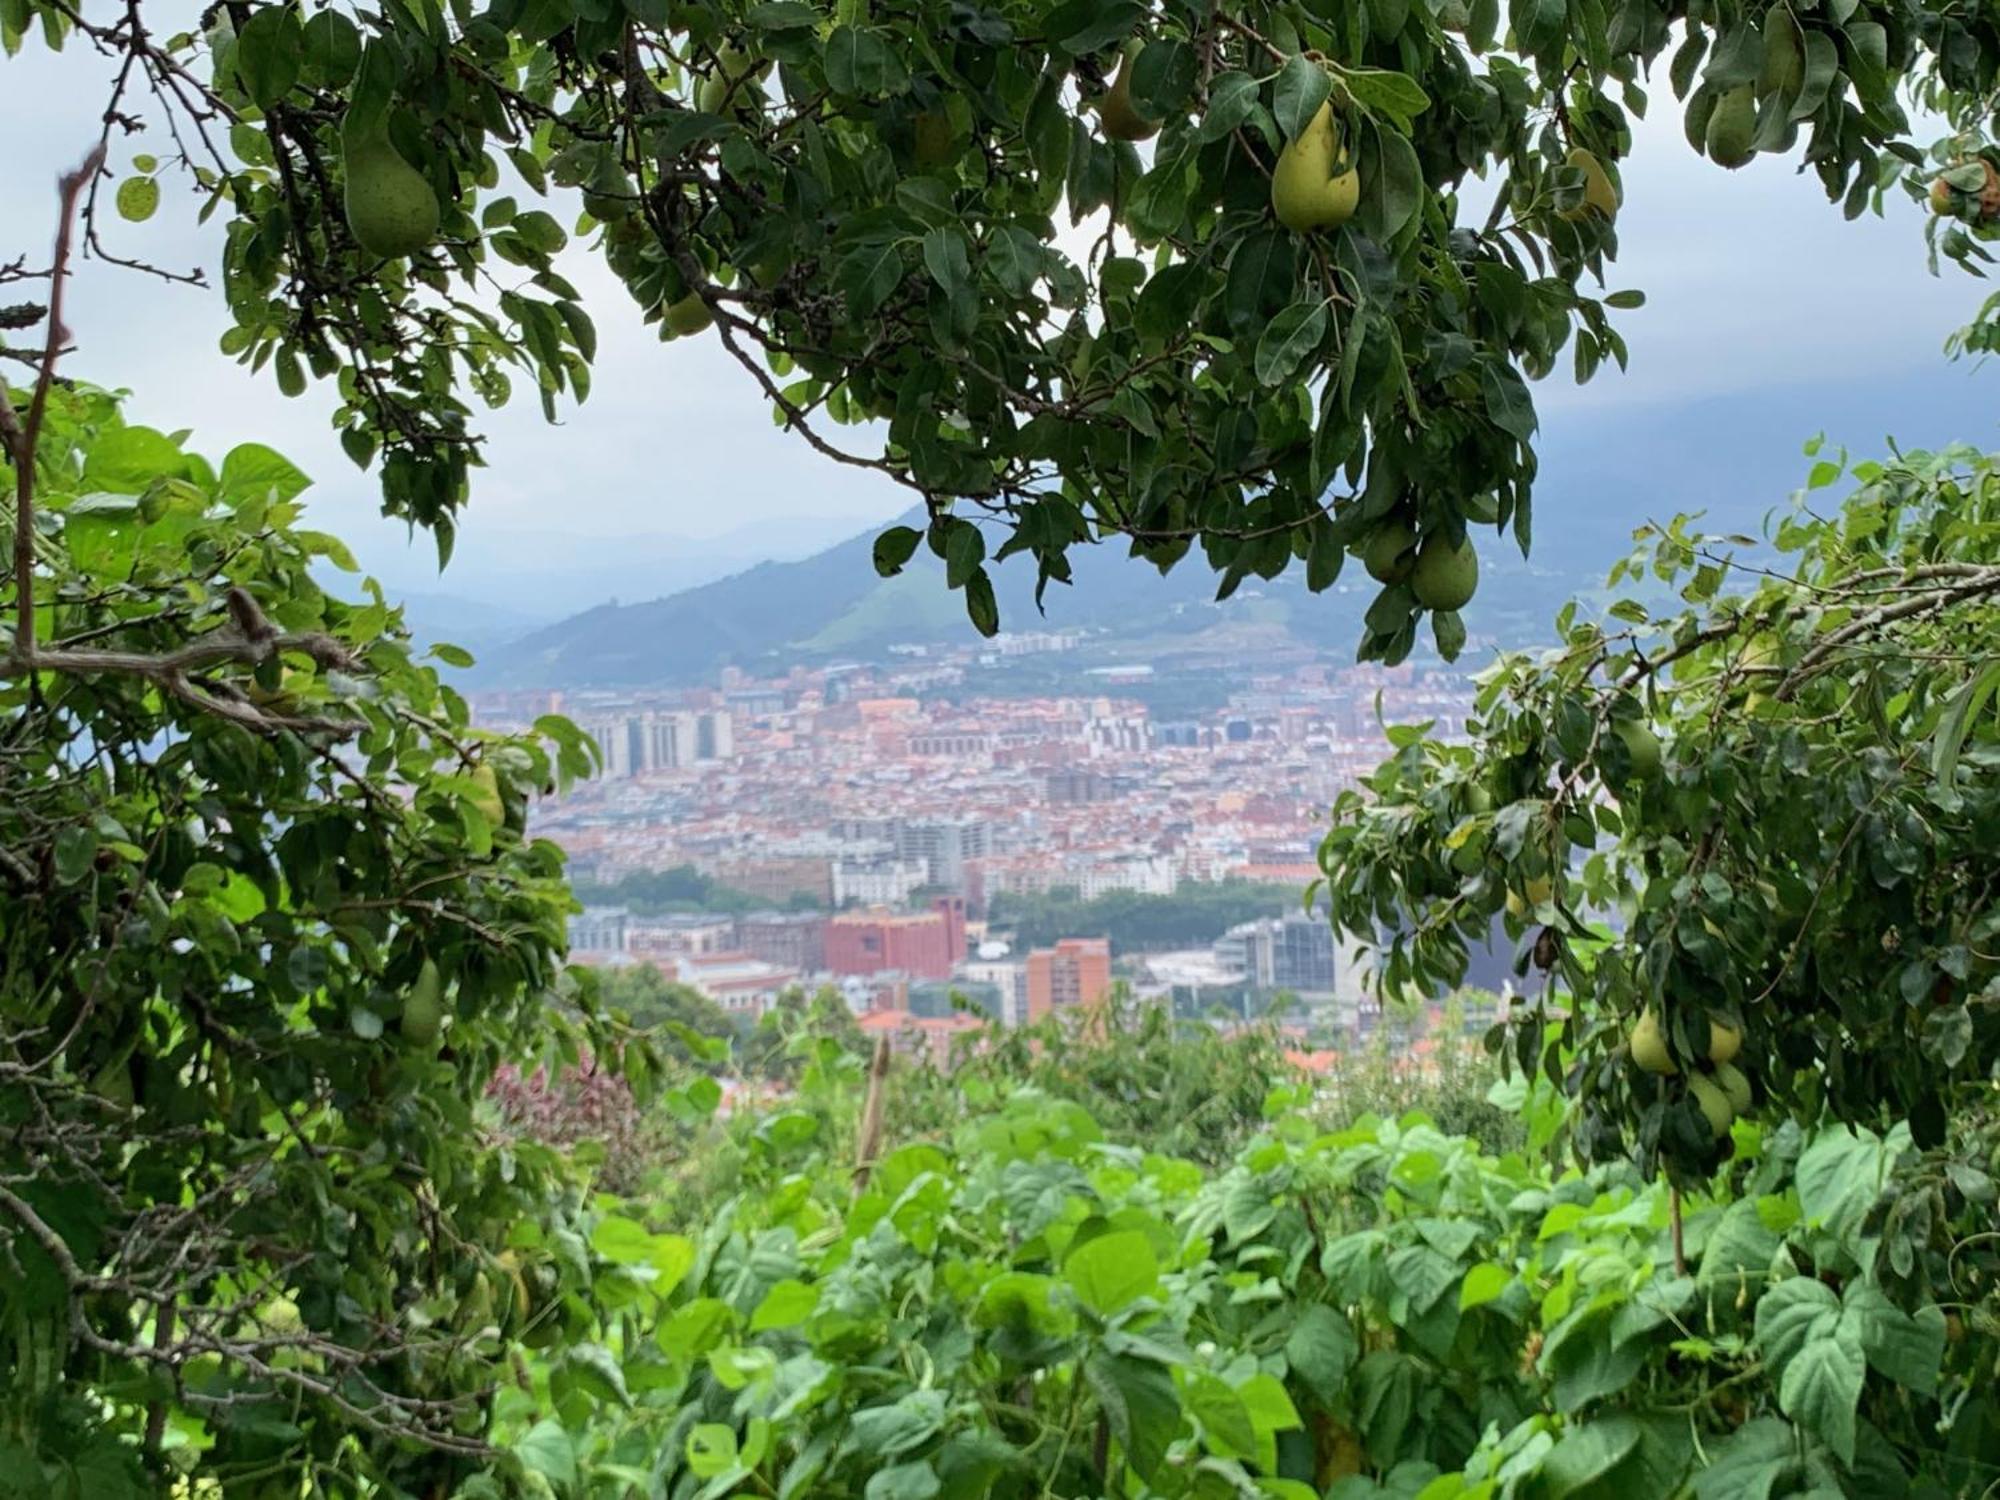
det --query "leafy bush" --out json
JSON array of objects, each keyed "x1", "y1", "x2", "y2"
[{"x1": 481, "y1": 1088, "x2": 1999, "y2": 1497}]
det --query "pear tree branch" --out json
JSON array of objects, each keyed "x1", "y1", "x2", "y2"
[{"x1": 0, "y1": 147, "x2": 361, "y2": 738}]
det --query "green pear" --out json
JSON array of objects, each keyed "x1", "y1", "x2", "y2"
[
  {"x1": 699, "y1": 40, "x2": 768, "y2": 114},
  {"x1": 342, "y1": 117, "x2": 440, "y2": 260},
  {"x1": 402, "y1": 958, "x2": 444, "y2": 1048},
  {"x1": 1271, "y1": 100, "x2": 1360, "y2": 233},
  {"x1": 1559, "y1": 147, "x2": 1618, "y2": 222},
  {"x1": 1097, "y1": 41, "x2": 1159, "y2": 142},
  {"x1": 1704, "y1": 85, "x2": 1757, "y2": 169},
  {"x1": 1707, "y1": 1019, "x2": 1742, "y2": 1065},
  {"x1": 1361, "y1": 519, "x2": 1418, "y2": 584},
  {"x1": 1409, "y1": 534, "x2": 1477, "y2": 611},
  {"x1": 1613, "y1": 719, "x2": 1662, "y2": 778},
  {"x1": 664, "y1": 290, "x2": 714, "y2": 336},
  {"x1": 1689, "y1": 1073, "x2": 1735, "y2": 1137},
  {"x1": 1713, "y1": 1062, "x2": 1753, "y2": 1116},
  {"x1": 1630, "y1": 1010, "x2": 1677, "y2": 1075}
]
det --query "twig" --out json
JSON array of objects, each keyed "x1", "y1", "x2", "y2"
[
  {"x1": 852, "y1": 1034, "x2": 892, "y2": 1190},
  {"x1": 0, "y1": 145, "x2": 103, "y2": 663}
]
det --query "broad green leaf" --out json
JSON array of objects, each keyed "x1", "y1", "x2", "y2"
[
  {"x1": 1776, "y1": 1323, "x2": 1864, "y2": 1464},
  {"x1": 1066, "y1": 1228, "x2": 1159, "y2": 1315}
]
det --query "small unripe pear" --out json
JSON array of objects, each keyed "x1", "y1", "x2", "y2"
[
  {"x1": 343, "y1": 124, "x2": 440, "y2": 260},
  {"x1": 1689, "y1": 1073, "x2": 1735, "y2": 1137},
  {"x1": 1097, "y1": 41, "x2": 1159, "y2": 142},
  {"x1": 1361, "y1": 520, "x2": 1418, "y2": 584},
  {"x1": 1704, "y1": 85, "x2": 1757, "y2": 169},
  {"x1": 1410, "y1": 534, "x2": 1478, "y2": 611},
  {"x1": 664, "y1": 291, "x2": 714, "y2": 336},
  {"x1": 1707, "y1": 1019, "x2": 1742, "y2": 1065}
]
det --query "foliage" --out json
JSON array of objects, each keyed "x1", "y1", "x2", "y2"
[
  {"x1": 899, "y1": 989, "x2": 1299, "y2": 1165},
  {"x1": 0, "y1": 384, "x2": 651, "y2": 1492},
  {"x1": 1310, "y1": 993, "x2": 1527, "y2": 1153},
  {"x1": 596, "y1": 963, "x2": 743, "y2": 1066},
  {"x1": 1316, "y1": 444, "x2": 2000, "y2": 1182},
  {"x1": 990, "y1": 880, "x2": 1304, "y2": 953},
  {"x1": 477, "y1": 1080, "x2": 1999, "y2": 1498},
  {"x1": 11, "y1": 0, "x2": 2000, "y2": 651},
  {"x1": 576, "y1": 865, "x2": 823, "y2": 916},
  {"x1": 490, "y1": 1058, "x2": 658, "y2": 1195}
]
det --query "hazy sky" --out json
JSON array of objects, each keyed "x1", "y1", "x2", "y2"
[{"x1": 3, "y1": 22, "x2": 1990, "y2": 619}]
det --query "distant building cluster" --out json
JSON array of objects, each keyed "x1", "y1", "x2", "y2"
[{"x1": 479, "y1": 651, "x2": 1482, "y2": 1058}]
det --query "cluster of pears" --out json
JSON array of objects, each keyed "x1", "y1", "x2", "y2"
[
  {"x1": 1631, "y1": 1009, "x2": 1753, "y2": 1138},
  {"x1": 341, "y1": 109, "x2": 441, "y2": 260},
  {"x1": 1360, "y1": 518, "x2": 1478, "y2": 611},
  {"x1": 1695, "y1": 11, "x2": 1804, "y2": 170}
]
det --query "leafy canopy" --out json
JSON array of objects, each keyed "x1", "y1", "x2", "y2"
[
  {"x1": 8, "y1": 0, "x2": 2000, "y2": 655},
  {"x1": 1317, "y1": 440, "x2": 2000, "y2": 1179},
  {"x1": 0, "y1": 382, "x2": 660, "y2": 1493}
]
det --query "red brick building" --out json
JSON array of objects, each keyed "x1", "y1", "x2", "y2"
[{"x1": 825, "y1": 898, "x2": 968, "y2": 980}]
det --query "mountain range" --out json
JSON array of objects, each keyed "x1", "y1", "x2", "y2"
[{"x1": 468, "y1": 365, "x2": 1997, "y2": 689}]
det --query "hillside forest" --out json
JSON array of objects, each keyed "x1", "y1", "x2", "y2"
[{"x1": 4, "y1": 0, "x2": 2000, "y2": 1495}]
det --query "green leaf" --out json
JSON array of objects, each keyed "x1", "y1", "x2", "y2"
[
  {"x1": 922, "y1": 229, "x2": 971, "y2": 297},
  {"x1": 1540, "y1": 1307, "x2": 1645, "y2": 1409},
  {"x1": 232, "y1": 5, "x2": 302, "y2": 107},
  {"x1": 865, "y1": 1461, "x2": 941, "y2": 1500},
  {"x1": 1754, "y1": 1278, "x2": 1841, "y2": 1376},
  {"x1": 1083, "y1": 1350, "x2": 1181, "y2": 1480},
  {"x1": 1795, "y1": 1125, "x2": 1894, "y2": 1251},
  {"x1": 837, "y1": 238, "x2": 906, "y2": 320},
  {"x1": 1931, "y1": 658, "x2": 2000, "y2": 785},
  {"x1": 1458, "y1": 1262, "x2": 1511, "y2": 1310},
  {"x1": 1842, "y1": 1280, "x2": 1945, "y2": 1396},
  {"x1": 1273, "y1": 54, "x2": 1332, "y2": 142},
  {"x1": 873, "y1": 525, "x2": 923, "y2": 576},
  {"x1": 1184, "y1": 1370, "x2": 1258, "y2": 1458},
  {"x1": 1533, "y1": 1415, "x2": 1642, "y2": 1497},
  {"x1": 823, "y1": 25, "x2": 907, "y2": 96},
  {"x1": 751, "y1": 1278, "x2": 821, "y2": 1330},
  {"x1": 687, "y1": 1423, "x2": 738, "y2": 1479},
  {"x1": 1199, "y1": 71, "x2": 1262, "y2": 142},
  {"x1": 850, "y1": 1391, "x2": 948, "y2": 1457},
  {"x1": 515, "y1": 1419, "x2": 576, "y2": 1485},
  {"x1": 1777, "y1": 1324, "x2": 1864, "y2": 1465},
  {"x1": 115, "y1": 177, "x2": 159, "y2": 223},
  {"x1": 963, "y1": 568, "x2": 999, "y2": 637},
  {"x1": 53, "y1": 826, "x2": 98, "y2": 884},
  {"x1": 986, "y1": 226, "x2": 1043, "y2": 298},
  {"x1": 1689, "y1": 1417, "x2": 1796, "y2": 1500},
  {"x1": 1342, "y1": 68, "x2": 1430, "y2": 122},
  {"x1": 560, "y1": 1343, "x2": 631, "y2": 1407},
  {"x1": 1066, "y1": 1228, "x2": 1159, "y2": 1314},
  {"x1": 1284, "y1": 1302, "x2": 1359, "y2": 1397},
  {"x1": 1254, "y1": 300, "x2": 1329, "y2": 386}
]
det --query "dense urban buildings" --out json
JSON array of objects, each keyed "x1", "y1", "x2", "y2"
[{"x1": 479, "y1": 652, "x2": 1482, "y2": 1046}]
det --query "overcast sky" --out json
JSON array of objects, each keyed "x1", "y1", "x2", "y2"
[{"x1": 3, "y1": 24, "x2": 1990, "y2": 621}]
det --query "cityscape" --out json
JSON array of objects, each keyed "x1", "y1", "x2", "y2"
[{"x1": 473, "y1": 633, "x2": 1506, "y2": 1062}]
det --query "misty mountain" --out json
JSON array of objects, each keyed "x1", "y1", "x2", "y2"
[{"x1": 473, "y1": 364, "x2": 1997, "y2": 689}]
